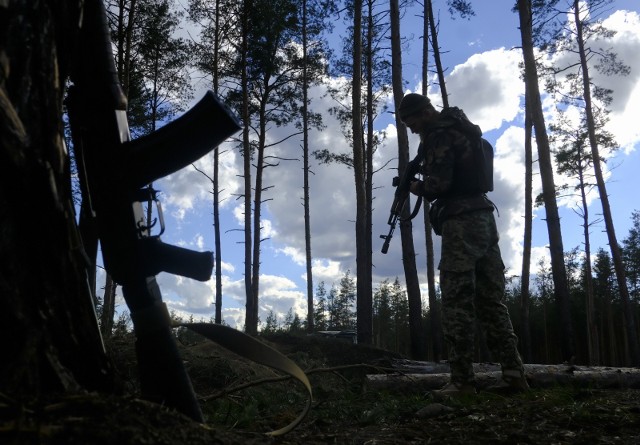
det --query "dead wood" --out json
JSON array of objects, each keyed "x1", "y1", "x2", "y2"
[{"x1": 365, "y1": 360, "x2": 640, "y2": 392}]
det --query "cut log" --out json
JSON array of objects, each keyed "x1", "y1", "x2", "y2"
[{"x1": 365, "y1": 361, "x2": 640, "y2": 392}]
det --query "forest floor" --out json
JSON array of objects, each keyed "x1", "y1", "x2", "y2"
[{"x1": 3, "y1": 331, "x2": 640, "y2": 444}]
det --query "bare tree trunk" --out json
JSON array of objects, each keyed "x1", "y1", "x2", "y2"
[
  {"x1": 427, "y1": 0, "x2": 448, "y2": 108},
  {"x1": 520, "y1": 92, "x2": 533, "y2": 363},
  {"x1": 422, "y1": 0, "x2": 442, "y2": 362},
  {"x1": 353, "y1": 0, "x2": 371, "y2": 345},
  {"x1": 250, "y1": 106, "x2": 268, "y2": 334},
  {"x1": 389, "y1": 0, "x2": 425, "y2": 359},
  {"x1": 302, "y1": 0, "x2": 314, "y2": 333},
  {"x1": 574, "y1": 141, "x2": 599, "y2": 365},
  {"x1": 212, "y1": 0, "x2": 223, "y2": 324},
  {"x1": 517, "y1": 0, "x2": 575, "y2": 362},
  {"x1": 241, "y1": 0, "x2": 255, "y2": 334},
  {"x1": 572, "y1": 0, "x2": 639, "y2": 366},
  {"x1": 100, "y1": 274, "x2": 117, "y2": 338},
  {"x1": 606, "y1": 298, "x2": 617, "y2": 365}
]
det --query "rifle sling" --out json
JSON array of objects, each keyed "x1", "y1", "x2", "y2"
[
  {"x1": 407, "y1": 195, "x2": 422, "y2": 221},
  {"x1": 175, "y1": 322, "x2": 312, "y2": 436}
]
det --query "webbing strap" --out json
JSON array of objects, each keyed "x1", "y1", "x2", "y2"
[
  {"x1": 406, "y1": 195, "x2": 422, "y2": 221},
  {"x1": 175, "y1": 322, "x2": 312, "y2": 436}
]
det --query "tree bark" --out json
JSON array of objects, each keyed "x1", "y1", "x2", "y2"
[
  {"x1": 520, "y1": 91, "x2": 534, "y2": 363},
  {"x1": 100, "y1": 274, "x2": 117, "y2": 338},
  {"x1": 302, "y1": 0, "x2": 315, "y2": 333},
  {"x1": 241, "y1": 0, "x2": 255, "y2": 334},
  {"x1": 353, "y1": 0, "x2": 372, "y2": 345},
  {"x1": 422, "y1": 0, "x2": 443, "y2": 362},
  {"x1": 517, "y1": 0, "x2": 575, "y2": 362},
  {"x1": 389, "y1": 0, "x2": 425, "y2": 359},
  {"x1": 572, "y1": 0, "x2": 639, "y2": 366},
  {"x1": 0, "y1": 0, "x2": 112, "y2": 396}
]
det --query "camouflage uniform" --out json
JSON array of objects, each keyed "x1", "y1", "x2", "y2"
[{"x1": 418, "y1": 116, "x2": 524, "y2": 385}]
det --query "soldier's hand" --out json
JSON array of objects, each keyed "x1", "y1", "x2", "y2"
[{"x1": 409, "y1": 179, "x2": 424, "y2": 196}]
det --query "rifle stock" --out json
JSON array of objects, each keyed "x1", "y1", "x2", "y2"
[{"x1": 68, "y1": 0, "x2": 241, "y2": 422}]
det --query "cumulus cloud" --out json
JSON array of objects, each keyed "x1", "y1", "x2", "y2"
[
  {"x1": 130, "y1": 5, "x2": 640, "y2": 326},
  {"x1": 444, "y1": 48, "x2": 524, "y2": 132}
]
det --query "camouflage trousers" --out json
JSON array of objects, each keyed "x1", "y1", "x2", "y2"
[{"x1": 439, "y1": 209, "x2": 524, "y2": 384}]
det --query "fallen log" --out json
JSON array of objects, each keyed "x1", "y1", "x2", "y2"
[{"x1": 365, "y1": 362, "x2": 640, "y2": 392}]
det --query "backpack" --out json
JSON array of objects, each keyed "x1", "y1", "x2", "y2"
[{"x1": 438, "y1": 107, "x2": 494, "y2": 193}]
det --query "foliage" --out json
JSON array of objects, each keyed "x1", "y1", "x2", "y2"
[
  {"x1": 106, "y1": 0, "x2": 193, "y2": 137},
  {"x1": 97, "y1": 0, "x2": 640, "y2": 367},
  {"x1": 134, "y1": 0, "x2": 193, "y2": 133},
  {"x1": 622, "y1": 211, "x2": 640, "y2": 302}
]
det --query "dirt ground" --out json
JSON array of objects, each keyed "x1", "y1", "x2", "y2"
[{"x1": 3, "y1": 332, "x2": 640, "y2": 444}]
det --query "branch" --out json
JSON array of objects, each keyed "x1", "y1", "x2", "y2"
[
  {"x1": 191, "y1": 163, "x2": 213, "y2": 182},
  {"x1": 199, "y1": 363, "x2": 401, "y2": 402}
]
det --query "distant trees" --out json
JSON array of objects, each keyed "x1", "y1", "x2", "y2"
[
  {"x1": 62, "y1": 0, "x2": 640, "y2": 369},
  {"x1": 262, "y1": 272, "x2": 413, "y2": 355},
  {"x1": 532, "y1": 0, "x2": 638, "y2": 365},
  {"x1": 190, "y1": 0, "x2": 324, "y2": 333}
]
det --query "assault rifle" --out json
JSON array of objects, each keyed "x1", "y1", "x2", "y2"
[
  {"x1": 380, "y1": 155, "x2": 423, "y2": 254},
  {"x1": 67, "y1": 0, "x2": 241, "y2": 421}
]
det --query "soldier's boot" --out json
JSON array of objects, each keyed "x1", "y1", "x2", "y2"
[
  {"x1": 432, "y1": 381, "x2": 477, "y2": 401},
  {"x1": 485, "y1": 368, "x2": 530, "y2": 394}
]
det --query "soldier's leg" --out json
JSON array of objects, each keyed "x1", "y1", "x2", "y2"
[
  {"x1": 440, "y1": 269, "x2": 477, "y2": 384},
  {"x1": 475, "y1": 243, "x2": 524, "y2": 373}
]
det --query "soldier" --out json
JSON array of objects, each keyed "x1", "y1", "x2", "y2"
[{"x1": 398, "y1": 93, "x2": 528, "y2": 396}]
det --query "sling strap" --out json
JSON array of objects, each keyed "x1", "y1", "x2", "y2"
[{"x1": 175, "y1": 322, "x2": 312, "y2": 436}]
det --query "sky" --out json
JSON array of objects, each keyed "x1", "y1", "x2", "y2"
[{"x1": 102, "y1": 1, "x2": 640, "y2": 329}]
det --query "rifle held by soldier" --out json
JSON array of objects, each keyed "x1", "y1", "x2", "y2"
[{"x1": 380, "y1": 156, "x2": 422, "y2": 254}]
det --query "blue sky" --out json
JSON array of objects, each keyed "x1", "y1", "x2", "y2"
[{"x1": 103, "y1": 1, "x2": 640, "y2": 329}]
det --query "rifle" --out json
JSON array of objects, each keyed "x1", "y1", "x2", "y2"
[
  {"x1": 67, "y1": 0, "x2": 241, "y2": 421},
  {"x1": 380, "y1": 155, "x2": 423, "y2": 254}
]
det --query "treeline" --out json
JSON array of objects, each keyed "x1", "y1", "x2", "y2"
[
  {"x1": 91, "y1": 0, "x2": 640, "y2": 367},
  {"x1": 259, "y1": 209, "x2": 640, "y2": 366}
]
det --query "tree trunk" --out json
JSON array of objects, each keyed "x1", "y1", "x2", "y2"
[
  {"x1": 250, "y1": 103, "x2": 268, "y2": 334},
  {"x1": 357, "y1": 0, "x2": 375, "y2": 345},
  {"x1": 241, "y1": 1, "x2": 255, "y2": 334},
  {"x1": 423, "y1": 0, "x2": 443, "y2": 362},
  {"x1": 212, "y1": 0, "x2": 223, "y2": 325},
  {"x1": 302, "y1": 0, "x2": 315, "y2": 333},
  {"x1": 576, "y1": 143, "x2": 599, "y2": 365},
  {"x1": 389, "y1": 0, "x2": 425, "y2": 359},
  {"x1": 517, "y1": 0, "x2": 575, "y2": 362},
  {"x1": 572, "y1": 0, "x2": 639, "y2": 366},
  {"x1": 427, "y1": 0, "x2": 448, "y2": 108},
  {"x1": 0, "y1": 0, "x2": 112, "y2": 397},
  {"x1": 353, "y1": 0, "x2": 371, "y2": 345},
  {"x1": 520, "y1": 91, "x2": 534, "y2": 363},
  {"x1": 100, "y1": 274, "x2": 117, "y2": 338}
]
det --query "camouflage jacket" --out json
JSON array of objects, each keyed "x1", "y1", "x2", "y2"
[{"x1": 416, "y1": 116, "x2": 494, "y2": 227}]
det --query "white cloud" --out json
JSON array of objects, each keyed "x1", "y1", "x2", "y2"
[
  {"x1": 135, "y1": 4, "x2": 640, "y2": 326},
  {"x1": 437, "y1": 48, "x2": 524, "y2": 132},
  {"x1": 599, "y1": 10, "x2": 640, "y2": 152},
  {"x1": 156, "y1": 138, "x2": 241, "y2": 219}
]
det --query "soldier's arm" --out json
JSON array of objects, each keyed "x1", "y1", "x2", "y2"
[{"x1": 423, "y1": 131, "x2": 456, "y2": 201}]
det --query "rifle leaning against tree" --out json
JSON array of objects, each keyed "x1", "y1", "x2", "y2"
[{"x1": 67, "y1": 0, "x2": 241, "y2": 421}]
